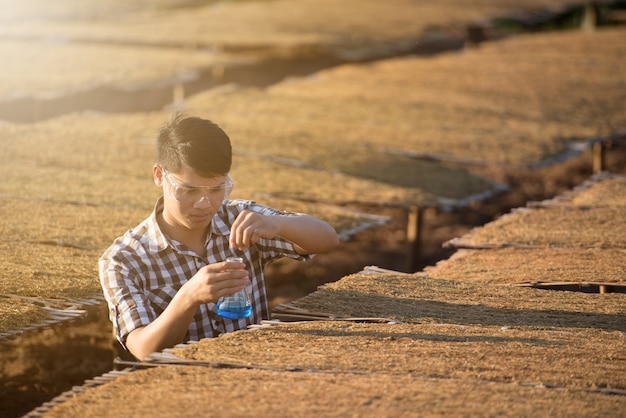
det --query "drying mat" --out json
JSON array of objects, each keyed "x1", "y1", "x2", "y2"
[
  {"x1": 0, "y1": 112, "x2": 163, "y2": 180},
  {"x1": 262, "y1": 27, "x2": 626, "y2": 167},
  {"x1": 0, "y1": 241, "x2": 101, "y2": 299},
  {"x1": 0, "y1": 297, "x2": 49, "y2": 340},
  {"x1": 425, "y1": 247, "x2": 626, "y2": 286},
  {"x1": 0, "y1": 294, "x2": 98, "y2": 341},
  {"x1": 0, "y1": 182, "x2": 386, "y2": 249},
  {"x1": 444, "y1": 207, "x2": 626, "y2": 250},
  {"x1": 0, "y1": 164, "x2": 159, "y2": 211},
  {"x1": 0, "y1": 239, "x2": 103, "y2": 340},
  {"x1": 529, "y1": 172, "x2": 626, "y2": 209},
  {"x1": 273, "y1": 268, "x2": 625, "y2": 332},
  {"x1": 0, "y1": 111, "x2": 447, "y2": 210},
  {"x1": 186, "y1": 89, "x2": 498, "y2": 205},
  {"x1": 27, "y1": 363, "x2": 625, "y2": 418},
  {"x1": 0, "y1": 172, "x2": 388, "y2": 242},
  {"x1": 229, "y1": 153, "x2": 441, "y2": 208},
  {"x1": 162, "y1": 321, "x2": 626, "y2": 393},
  {"x1": 0, "y1": 197, "x2": 148, "y2": 251}
]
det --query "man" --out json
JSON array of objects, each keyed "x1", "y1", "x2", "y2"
[{"x1": 99, "y1": 114, "x2": 339, "y2": 360}]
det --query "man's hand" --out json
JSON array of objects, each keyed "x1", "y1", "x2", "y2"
[
  {"x1": 229, "y1": 210, "x2": 280, "y2": 250},
  {"x1": 181, "y1": 259, "x2": 249, "y2": 305},
  {"x1": 229, "y1": 209, "x2": 340, "y2": 255}
]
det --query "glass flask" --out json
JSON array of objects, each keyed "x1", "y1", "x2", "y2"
[{"x1": 216, "y1": 257, "x2": 252, "y2": 319}]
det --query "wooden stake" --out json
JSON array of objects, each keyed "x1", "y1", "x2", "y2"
[
  {"x1": 592, "y1": 141, "x2": 605, "y2": 173},
  {"x1": 406, "y1": 205, "x2": 423, "y2": 272},
  {"x1": 581, "y1": 2, "x2": 597, "y2": 32}
]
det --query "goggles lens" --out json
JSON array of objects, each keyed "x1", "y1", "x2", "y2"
[{"x1": 163, "y1": 169, "x2": 233, "y2": 203}]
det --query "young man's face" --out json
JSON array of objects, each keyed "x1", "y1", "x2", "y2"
[{"x1": 154, "y1": 164, "x2": 231, "y2": 232}]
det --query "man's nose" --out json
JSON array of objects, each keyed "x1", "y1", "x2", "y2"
[{"x1": 193, "y1": 196, "x2": 212, "y2": 208}]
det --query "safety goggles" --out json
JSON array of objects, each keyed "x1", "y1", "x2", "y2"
[{"x1": 162, "y1": 169, "x2": 233, "y2": 204}]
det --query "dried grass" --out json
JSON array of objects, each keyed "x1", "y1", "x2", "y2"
[
  {"x1": 0, "y1": 112, "x2": 161, "y2": 179},
  {"x1": 41, "y1": 364, "x2": 626, "y2": 418},
  {"x1": 569, "y1": 177, "x2": 626, "y2": 208},
  {"x1": 230, "y1": 154, "x2": 441, "y2": 207},
  {"x1": 535, "y1": 173, "x2": 626, "y2": 209},
  {"x1": 282, "y1": 271, "x2": 626, "y2": 331},
  {"x1": 172, "y1": 321, "x2": 626, "y2": 390},
  {"x1": 0, "y1": 298, "x2": 48, "y2": 335},
  {"x1": 268, "y1": 27, "x2": 626, "y2": 165},
  {"x1": 0, "y1": 241, "x2": 100, "y2": 299},
  {"x1": 446, "y1": 207, "x2": 626, "y2": 249},
  {"x1": 31, "y1": 269, "x2": 626, "y2": 416},
  {"x1": 0, "y1": 198, "x2": 147, "y2": 250},
  {"x1": 425, "y1": 248, "x2": 626, "y2": 285},
  {"x1": 5, "y1": 2, "x2": 626, "y2": 416},
  {"x1": 187, "y1": 89, "x2": 496, "y2": 203},
  {"x1": 255, "y1": 196, "x2": 389, "y2": 238}
]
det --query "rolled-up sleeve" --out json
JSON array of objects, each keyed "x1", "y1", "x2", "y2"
[{"x1": 99, "y1": 250, "x2": 155, "y2": 347}]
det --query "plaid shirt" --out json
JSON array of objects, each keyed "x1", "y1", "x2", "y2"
[{"x1": 99, "y1": 198, "x2": 311, "y2": 348}]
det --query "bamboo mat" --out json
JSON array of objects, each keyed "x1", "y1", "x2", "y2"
[
  {"x1": 444, "y1": 207, "x2": 626, "y2": 250},
  {"x1": 434, "y1": 173, "x2": 626, "y2": 289},
  {"x1": 25, "y1": 363, "x2": 626, "y2": 418},
  {"x1": 425, "y1": 247, "x2": 626, "y2": 286},
  {"x1": 0, "y1": 111, "x2": 450, "y2": 209},
  {"x1": 22, "y1": 267, "x2": 626, "y2": 416},
  {"x1": 254, "y1": 196, "x2": 390, "y2": 241},
  {"x1": 274, "y1": 268, "x2": 625, "y2": 332},
  {"x1": 260, "y1": 27, "x2": 626, "y2": 167},
  {"x1": 444, "y1": 173, "x2": 626, "y2": 250},
  {"x1": 0, "y1": 199, "x2": 107, "y2": 338},
  {"x1": 0, "y1": 294, "x2": 99, "y2": 342},
  {"x1": 529, "y1": 172, "x2": 626, "y2": 209},
  {"x1": 186, "y1": 89, "x2": 499, "y2": 207}
]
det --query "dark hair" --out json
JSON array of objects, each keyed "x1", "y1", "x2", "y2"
[{"x1": 156, "y1": 113, "x2": 232, "y2": 177}]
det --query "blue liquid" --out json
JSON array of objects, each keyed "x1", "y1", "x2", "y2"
[{"x1": 216, "y1": 304, "x2": 252, "y2": 319}]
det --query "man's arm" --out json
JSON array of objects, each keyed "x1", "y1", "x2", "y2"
[{"x1": 229, "y1": 211, "x2": 339, "y2": 255}]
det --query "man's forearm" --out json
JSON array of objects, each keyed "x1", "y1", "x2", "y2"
[
  {"x1": 125, "y1": 289, "x2": 198, "y2": 360},
  {"x1": 278, "y1": 214, "x2": 339, "y2": 254}
]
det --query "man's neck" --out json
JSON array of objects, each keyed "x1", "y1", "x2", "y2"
[{"x1": 156, "y1": 212, "x2": 209, "y2": 255}]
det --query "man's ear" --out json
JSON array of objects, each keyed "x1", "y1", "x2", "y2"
[{"x1": 153, "y1": 164, "x2": 163, "y2": 187}]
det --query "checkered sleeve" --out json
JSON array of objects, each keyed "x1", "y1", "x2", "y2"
[
  {"x1": 243, "y1": 201, "x2": 314, "y2": 263},
  {"x1": 98, "y1": 245, "x2": 156, "y2": 347}
]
